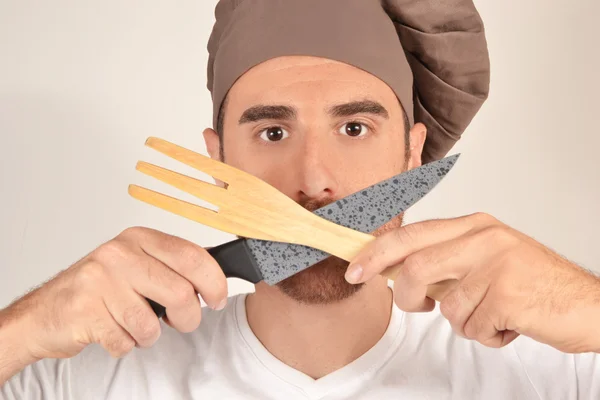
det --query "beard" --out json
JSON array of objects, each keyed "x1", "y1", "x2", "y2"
[{"x1": 275, "y1": 196, "x2": 406, "y2": 305}]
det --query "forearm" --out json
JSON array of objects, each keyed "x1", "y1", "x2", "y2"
[
  {"x1": 589, "y1": 291, "x2": 600, "y2": 354},
  {"x1": 0, "y1": 307, "x2": 38, "y2": 387},
  {"x1": 572, "y1": 270, "x2": 600, "y2": 354}
]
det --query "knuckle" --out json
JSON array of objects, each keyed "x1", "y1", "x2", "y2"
[
  {"x1": 460, "y1": 281, "x2": 484, "y2": 302},
  {"x1": 178, "y1": 242, "x2": 203, "y2": 261},
  {"x1": 478, "y1": 225, "x2": 516, "y2": 248},
  {"x1": 464, "y1": 313, "x2": 487, "y2": 340},
  {"x1": 170, "y1": 281, "x2": 197, "y2": 308},
  {"x1": 395, "y1": 223, "x2": 420, "y2": 244},
  {"x1": 479, "y1": 225, "x2": 502, "y2": 240},
  {"x1": 144, "y1": 260, "x2": 170, "y2": 288},
  {"x1": 112, "y1": 338, "x2": 136, "y2": 358},
  {"x1": 93, "y1": 240, "x2": 131, "y2": 264},
  {"x1": 392, "y1": 283, "x2": 421, "y2": 312},
  {"x1": 462, "y1": 321, "x2": 478, "y2": 340},
  {"x1": 103, "y1": 329, "x2": 135, "y2": 358},
  {"x1": 74, "y1": 261, "x2": 107, "y2": 288},
  {"x1": 119, "y1": 226, "x2": 147, "y2": 239},
  {"x1": 469, "y1": 212, "x2": 497, "y2": 225},
  {"x1": 439, "y1": 293, "x2": 461, "y2": 323},
  {"x1": 176, "y1": 244, "x2": 205, "y2": 274},
  {"x1": 400, "y1": 254, "x2": 427, "y2": 284},
  {"x1": 123, "y1": 305, "x2": 160, "y2": 345}
]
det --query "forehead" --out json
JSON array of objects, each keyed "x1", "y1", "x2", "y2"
[{"x1": 226, "y1": 56, "x2": 400, "y2": 111}]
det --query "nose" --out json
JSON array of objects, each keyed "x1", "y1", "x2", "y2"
[{"x1": 293, "y1": 141, "x2": 339, "y2": 205}]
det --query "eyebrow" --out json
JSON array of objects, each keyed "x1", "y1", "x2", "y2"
[
  {"x1": 237, "y1": 99, "x2": 389, "y2": 125},
  {"x1": 328, "y1": 100, "x2": 389, "y2": 119},
  {"x1": 238, "y1": 105, "x2": 296, "y2": 124}
]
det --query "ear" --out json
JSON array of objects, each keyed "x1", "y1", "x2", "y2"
[
  {"x1": 406, "y1": 122, "x2": 427, "y2": 170},
  {"x1": 202, "y1": 127, "x2": 221, "y2": 161},
  {"x1": 202, "y1": 127, "x2": 226, "y2": 188}
]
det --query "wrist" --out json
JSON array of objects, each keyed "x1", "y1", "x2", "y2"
[
  {"x1": 0, "y1": 305, "x2": 40, "y2": 380},
  {"x1": 591, "y1": 279, "x2": 600, "y2": 353},
  {"x1": 579, "y1": 276, "x2": 600, "y2": 353}
]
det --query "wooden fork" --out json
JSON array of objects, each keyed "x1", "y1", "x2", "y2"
[
  {"x1": 128, "y1": 137, "x2": 449, "y2": 293},
  {"x1": 129, "y1": 137, "x2": 379, "y2": 261}
]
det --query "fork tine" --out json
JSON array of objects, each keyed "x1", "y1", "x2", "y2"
[
  {"x1": 128, "y1": 184, "x2": 225, "y2": 229},
  {"x1": 144, "y1": 137, "x2": 244, "y2": 185},
  {"x1": 135, "y1": 161, "x2": 229, "y2": 208},
  {"x1": 128, "y1": 184, "x2": 279, "y2": 241}
]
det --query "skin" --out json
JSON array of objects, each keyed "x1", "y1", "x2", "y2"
[
  {"x1": 203, "y1": 56, "x2": 425, "y2": 377},
  {"x1": 1, "y1": 55, "x2": 599, "y2": 386},
  {"x1": 206, "y1": 55, "x2": 418, "y2": 306},
  {"x1": 203, "y1": 55, "x2": 600, "y2": 374},
  {"x1": 348, "y1": 215, "x2": 600, "y2": 352}
]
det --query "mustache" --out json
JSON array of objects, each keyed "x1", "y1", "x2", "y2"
[{"x1": 298, "y1": 197, "x2": 337, "y2": 212}]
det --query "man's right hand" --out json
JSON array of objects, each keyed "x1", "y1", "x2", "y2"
[{"x1": 2, "y1": 226, "x2": 228, "y2": 364}]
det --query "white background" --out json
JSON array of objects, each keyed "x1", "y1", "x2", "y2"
[{"x1": 1, "y1": 0, "x2": 599, "y2": 308}]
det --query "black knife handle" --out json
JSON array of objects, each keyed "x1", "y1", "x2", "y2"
[{"x1": 146, "y1": 239, "x2": 262, "y2": 319}]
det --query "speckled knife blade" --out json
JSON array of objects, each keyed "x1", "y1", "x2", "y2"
[{"x1": 249, "y1": 153, "x2": 460, "y2": 285}]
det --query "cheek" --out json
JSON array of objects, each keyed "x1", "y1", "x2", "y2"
[{"x1": 337, "y1": 137, "x2": 406, "y2": 177}]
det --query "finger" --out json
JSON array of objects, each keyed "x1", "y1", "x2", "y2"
[
  {"x1": 391, "y1": 233, "x2": 488, "y2": 311},
  {"x1": 102, "y1": 281, "x2": 165, "y2": 347},
  {"x1": 109, "y1": 249, "x2": 203, "y2": 332},
  {"x1": 120, "y1": 227, "x2": 228, "y2": 309},
  {"x1": 87, "y1": 306, "x2": 136, "y2": 358},
  {"x1": 463, "y1": 301, "x2": 520, "y2": 348},
  {"x1": 346, "y1": 213, "x2": 494, "y2": 283},
  {"x1": 438, "y1": 273, "x2": 490, "y2": 337},
  {"x1": 393, "y1": 277, "x2": 436, "y2": 313}
]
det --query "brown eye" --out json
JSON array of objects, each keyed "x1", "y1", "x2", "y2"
[
  {"x1": 259, "y1": 126, "x2": 289, "y2": 142},
  {"x1": 340, "y1": 122, "x2": 368, "y2": 137}
]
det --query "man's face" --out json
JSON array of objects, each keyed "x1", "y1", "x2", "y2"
[{"x1": 204, "y1": 56, "x2": 425, "y2": 304}]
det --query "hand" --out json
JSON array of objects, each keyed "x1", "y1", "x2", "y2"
[
  {"x1": 345, "y1": 212, "x2": 600, "y2": 353},
  {"x1": 3, "y1": 226, "x2": 227, "y2": 362}
]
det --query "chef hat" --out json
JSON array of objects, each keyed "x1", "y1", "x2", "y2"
[{"x1": 206, "y1": 0, "x2": 490, "y2": 163}]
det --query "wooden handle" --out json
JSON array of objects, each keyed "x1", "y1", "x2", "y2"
[{"x1": 299, "y1": 212, "x2": 376, "y2": 260}]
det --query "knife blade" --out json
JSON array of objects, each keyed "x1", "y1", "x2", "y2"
[{"x1": 147, "y1": 154, "x2": 459, "y2": 318}]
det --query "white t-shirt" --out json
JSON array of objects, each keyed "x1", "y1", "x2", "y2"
[{"x1": 2, "y1": 292, "x2": 599, "y2": 399}]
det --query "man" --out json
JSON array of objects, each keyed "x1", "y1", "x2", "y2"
[{"x1": 1, "y1": 0, "x2": 599, "y2": 398}]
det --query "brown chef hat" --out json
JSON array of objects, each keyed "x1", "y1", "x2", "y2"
[{"x1": 206, "y1": 0, "x2": 490, "y2": 164}]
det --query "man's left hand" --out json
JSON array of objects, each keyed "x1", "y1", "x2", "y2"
[{"x1": 345, "y1": 212, "x2": 600, "y2": 353}]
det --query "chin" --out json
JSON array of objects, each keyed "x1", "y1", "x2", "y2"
[
  {"x1": 276, "y1": 255, "x2": 364, "y2": 305},
  {"x1": 276, "y1": 213, "x2": 406, "y2": 305}
]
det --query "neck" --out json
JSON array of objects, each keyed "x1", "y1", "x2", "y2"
[{"x1": 245, "y1": 276, "x2": 393, "y2": 379}]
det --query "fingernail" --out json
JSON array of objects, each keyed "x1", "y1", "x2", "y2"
[
  {"x1": 345, "y1": 264, "x2": 363, "y2": 283},
  {"x1": 214, "y1": 298, "x2": 227, "y2": 311}
]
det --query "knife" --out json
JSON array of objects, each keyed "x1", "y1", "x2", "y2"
[{"x1": 148, "y1": 154, "x2": 459, "y2": 317}]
